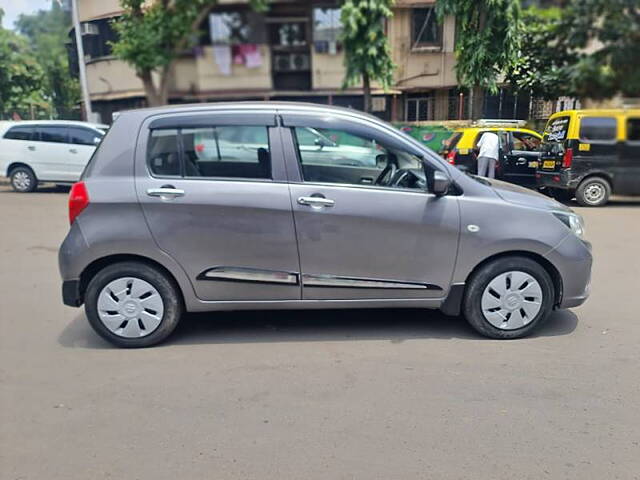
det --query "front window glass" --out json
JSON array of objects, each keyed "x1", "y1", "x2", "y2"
[
  {"x1": 579, "y1": 117, "x2": 617, "y2": 142},
  {"x1": 292, "y1": 127, "x2": 424, "y2": 190},
  {"x1": 628, "y1": 118, "x2": 640, "y2": 142},
  {"x1": 512, "y1": 132, "x2": 541, "y2": 152},
  {"x1": 68, "y1": 127, "x2": 103, "y2": 146}
]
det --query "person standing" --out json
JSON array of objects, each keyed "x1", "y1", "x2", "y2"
[{"x1": 475, "y1": 131, "x2": 499, "y2": 178}]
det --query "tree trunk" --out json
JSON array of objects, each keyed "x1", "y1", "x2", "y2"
[
  {"x1": 140, "y1": 69, "x2": 161, "y2": 107},
  {"x1": 362, "y1": 72, "x2": 372, "y2": 113}
]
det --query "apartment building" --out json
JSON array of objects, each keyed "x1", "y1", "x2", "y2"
[{"x1": 70, "y1": 0, "x2": 529, "y2": 123}]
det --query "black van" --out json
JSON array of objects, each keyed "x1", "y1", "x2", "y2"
[{"x1": 536, "y1": 109, "x2": 640, "y2": 206}]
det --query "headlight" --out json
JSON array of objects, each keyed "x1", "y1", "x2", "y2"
[{"x1": 553, "y1": 211, "x2": 586, "y2": 239}]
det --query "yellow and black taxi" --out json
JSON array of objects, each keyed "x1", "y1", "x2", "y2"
[
  {"x1": 440, "y1": 120, "x2": 543, "y2": 187},
  {"x1": 536, "y1": 109, "x2": 640, "y2": 206}
]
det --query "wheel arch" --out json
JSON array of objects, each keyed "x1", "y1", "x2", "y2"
[
  {"x1": 576, "y1": 171, "x2": 613, "y2": 189},
  {"x1": 442, "y1": 250, "x2": 564, "y2": 317},
  {"x1": 6, "y1": 162, "x2": 36, "y2": 177},
  {"x1": 78, "y1": 253, "x2": 186, "y2": 308}
]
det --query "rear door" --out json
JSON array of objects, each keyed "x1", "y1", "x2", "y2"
[
  {"x1": 503, "y1": 131, "x2": 542, "y2": 187},
  {"x1": 135, "y1": 111, "x2": 301, "y2": 302},
  {"x1": 1, "y1": 125, "x2": 39, "y2": 175},
  {"x1": 35, "y1": 126, "x2": 75, "y2": 182}
]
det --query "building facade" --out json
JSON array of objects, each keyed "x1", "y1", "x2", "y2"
[{"x1": 70, "y1": 0, "x2": 528, "y2": 124}]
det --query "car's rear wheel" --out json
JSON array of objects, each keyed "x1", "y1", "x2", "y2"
[
  {"x1": 84, "y1": 262, "x2": 183, "y2": 347},
  {"x1": 10, "y1": 166, "x2": 37, "y2": 192},
  {"x1": 576, "y1": 176, "x2": 610, "y2": 207},
  {"x1": 463, "y1": 256, "x2": 554, "y2": 339}
]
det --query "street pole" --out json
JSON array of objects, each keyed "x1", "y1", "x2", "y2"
[{"x1": 71, "y1": 0, "x2": 94, "y2": 122}]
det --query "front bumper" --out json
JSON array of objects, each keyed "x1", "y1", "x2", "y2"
[{"x1": 545, "y1": 234, "x2": 592, "y2": 309}]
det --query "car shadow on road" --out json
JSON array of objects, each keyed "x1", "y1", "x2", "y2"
[
  {"x1": 0, "y1": 184, "x2": 70, "y2": 194},
  {"x1": 58, "y1": 308, "x2": 579, "y2": 349}
]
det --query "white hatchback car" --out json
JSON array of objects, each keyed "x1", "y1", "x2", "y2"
[{"x1": 0, "y1": 120, "x2": 107, "y2": 192}]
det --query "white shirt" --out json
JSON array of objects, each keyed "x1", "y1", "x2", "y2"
[{"x1": 476, "y1": 132, "x2": 500, "y2": 160}]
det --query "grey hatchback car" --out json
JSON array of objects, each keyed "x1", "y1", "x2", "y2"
[{"x1": 59, "y1": 102, "x2": 592, "y2": 347}]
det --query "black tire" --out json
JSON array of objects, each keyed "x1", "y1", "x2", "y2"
[
  {"x1": 575, "y1": 176, "x2": 611, "y2": 207},
  {"x1": 9, "y1": 166, "x2": 37, "y2": 192},
  {"x1": 463, "y1": 256, "x2": 555, "y2": 339},
  {"x1": 84, "y1": 261, "x2": 183, "y2": 348}
]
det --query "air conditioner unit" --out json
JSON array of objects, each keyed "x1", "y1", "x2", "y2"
[
  {"x1": 290, "y1": 53, "x2": 310, "y2": 71},
  {"x1": 274, "y1": 53, "x2": 311, "y2": 72},
  {"x1": 80, "y1": 23, "x2": 99, "y2": 36}
]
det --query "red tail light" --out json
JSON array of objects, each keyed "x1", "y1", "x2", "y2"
[
  {"x1": 446, "y1": 150, "x2": 457, "y2": 164},
  {"x1": 68, "y1": 181, "x2": 89, "y2": 225},
  {"x1": 562, "y1": 148, "x2": 573, "y2": 168}
]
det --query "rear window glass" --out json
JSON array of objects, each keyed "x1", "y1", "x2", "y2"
[
  {"x1": 4, "y1": 126, "x2": 37, "y2": 141},
  {"x1": 443, "y1": 132, "x2": 462, "y2": 151},
  {"x1": 579, "y1": 117, "x2": 617, "y2": 142},
  {"x1": 147, "y1": 125, "x2": 272, "y2": 179},
  {"x1": 543, "y1": 116, "x2": 570, "y2": 143},
  {"x1": 627, "y1": 118, "x2": 640, "y2": 142},
  {"x1": 69, "y1": 127, "x2": 102, "y2": 146}
]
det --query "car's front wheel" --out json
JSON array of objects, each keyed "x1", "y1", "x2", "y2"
[
  {"x1": 10, "y1": 166, "x2": 37, "y2": 192},
  {"x1": 463, "y1": 256, "x2": 555, "y2": 339},
  {"x1": 84, "y1": 262, "x2": 183, "y2": 347}
]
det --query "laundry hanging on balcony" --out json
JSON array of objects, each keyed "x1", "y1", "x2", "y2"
[{"x1": 213, "y1": 45, "x2": 232, "y2": 76}]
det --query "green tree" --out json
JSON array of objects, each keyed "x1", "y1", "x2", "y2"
[
  {"x1": 111, "y1": 0, "x2": 267, "y2": 107},
  {"x1": 508, "y1": 1, "x2": 640, "y2": 101},
  {"x1": 340, "y1": 0, "x2": 395, "y2": 113},
  {"x1": 16, "y1": 2, "x2": 81, "y2": 118},
  {"x1": 0, "y1": 9, "x2": 46, "y2": 118},
  {"x1": 436, "y1": 0, "x2": 522, "y2": 117}
]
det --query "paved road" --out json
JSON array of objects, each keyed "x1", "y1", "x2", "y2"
[{"x1": 1, "y1": 184, "x2": 639, "y2": 480}]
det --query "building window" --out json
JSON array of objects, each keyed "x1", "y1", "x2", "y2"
[
  {"x1": 81, "y1": 19, "x2": 118, "y2": 60},
  {"x1": 411, "y1": 7, "x2": 441, "y2": 48},
  {"x1": 209, "y1": 12, "x2": 250, "y2": 44},
  {"x1": 313, "y1": 7, "x2": 342, "y2": 54},
  {"x1": 406, "y1": 95, "x2": 434, "y2": 122}
]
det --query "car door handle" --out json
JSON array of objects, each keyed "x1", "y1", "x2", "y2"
[
  {"x1": 69, "y1": 148, "x2": 78, "y2": 154},
  {"x1": 147, "y1": 186, "x2": 185, "y2": 198},
  {"x1": 27, "y1": 145, "x2": 35, "y2": 151},
  {"x1": 297, "y1": 196, "x2": 335, "y2": 207},
  {"x1": 516, "y1": 157, "x2": 527, "y2": 165}
]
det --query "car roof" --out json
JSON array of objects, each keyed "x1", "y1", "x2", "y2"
[
  {"x1": 123, "y1": 101, "x2": 385, "y2": 126},
  {"x1": 0, "y1": 120, "x2": 108, "y2": 130},
  {"x1": 549, "y1": 108, "x2": 640, "y2": 119}
]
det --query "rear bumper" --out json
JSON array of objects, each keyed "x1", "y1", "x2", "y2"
[
  {"x1": 537, "y1": 169, "x2": 581, "y2": 190},
  {"x1": 62, "y1": 280, "x2": 82, "y2": 307}
]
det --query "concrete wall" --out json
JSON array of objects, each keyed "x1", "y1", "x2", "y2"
[{"x1": 78, "y1": 0, "x2": 122, "y2": 21}]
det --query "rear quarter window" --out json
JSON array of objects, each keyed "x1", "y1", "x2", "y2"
[
  {"x1": 579, "y1": 116, "x2": 617, "y2": 143},
  {"x1": 3, "y1": 126, "x2": 37, "y2": 141}
]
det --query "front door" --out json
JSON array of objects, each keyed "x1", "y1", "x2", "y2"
[
  {"x1": 280, "y1": 116, "x2": 460, "y2": 300},
  {"x1": 618, "y1": 116, "x2": 640, "y2": 195},
  {"x1": 503, "y1": 131, "x2": 542, "y2": 187},
  {"x1": 35, "y1": 125, "x2": 76, "y2": 182},
  {"x1": 135, "y1": 113, "x2": 300, "y2": 301}
]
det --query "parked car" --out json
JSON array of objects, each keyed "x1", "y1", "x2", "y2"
[
  {"x1": 59, "y1": 102, "x2": 592, "y2": 347},
  {"x1": 0, "y1": 120, "x2": 107, "y2": 192},
  {"x1": 536, "y1": 109, "x2": 640, "y2": 206},
  {"x1": 441, "y1": 120, "x2": 543, "y2": 188}
]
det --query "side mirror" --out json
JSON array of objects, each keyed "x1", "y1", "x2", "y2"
[{"x1": 432, "y1": 171, "x2": 451, "y2": 196}]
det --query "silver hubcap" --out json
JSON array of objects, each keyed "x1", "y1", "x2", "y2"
[
  {"x1": 97, "y1": 277, "x2": 164, "y2": 338},
  {"x1": 583, "y1": 183, "x2": 604, "y2": 204},
  {"x1": 12, "y1": 172, "x2": 31, "y2": 191},
  {"x1": 481, "y1": 271, "x2": 543, "y2": 330}
]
